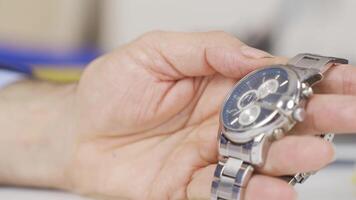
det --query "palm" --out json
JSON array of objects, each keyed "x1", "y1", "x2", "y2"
[{"x1": 70, "y1": 41, "x2": 237, "y2": 199}]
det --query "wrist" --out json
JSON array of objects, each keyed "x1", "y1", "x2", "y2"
[{"x1": 0, "y1": 80, "x2": 77, "y2": 189}]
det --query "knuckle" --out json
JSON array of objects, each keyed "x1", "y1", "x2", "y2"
[
  {"x1": 344, "y1": 100, "x2": 356, "y2": 122},
  {"x1": 132, "y1": 30, "x2": 168, "y2": 51},
  {"x1": 341, "y1": 66, "x2": 356, "y2": 94}
]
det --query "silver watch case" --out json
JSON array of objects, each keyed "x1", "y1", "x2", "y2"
[{"x1": 219, "y1": 64, "x2": 320, "y2": 144}]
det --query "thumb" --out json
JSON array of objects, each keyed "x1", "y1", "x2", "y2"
[{"x1": 135, "y1": 31, "x2": 287, "y2": 80}]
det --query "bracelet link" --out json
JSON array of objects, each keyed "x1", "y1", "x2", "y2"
[
  {"x1": 211, "y1": 158, "x2": 254, "y2": 200},
  {"x1": 288, "y1": 53, "x2": 348, "y2": 73}
]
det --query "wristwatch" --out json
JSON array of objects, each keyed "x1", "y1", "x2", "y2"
[{"x1": 211, "y1": 53, "x2": 348, "y2": 200}]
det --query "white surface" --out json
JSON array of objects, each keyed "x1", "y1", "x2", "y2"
[
  {"x1": 336, "y1": 144, "x2": 356, "y2": 161},
  {"x1": 0, "y1": 70, "x2": 25, "y2": 88},
  {"x1": 296, "y1": 166, "x2": 355, "y2": 200},
  {"x1": 99, "y1": 0, "x2": 282, "y2": 50},
  {"x1": 273, "y1": 0, "x2": 356, "y2": 62},
  {"x1": 0, "y1": 188, "x2": 90, "y2": 200},
  {"x1": 0, "y1": 166, "x2": 354, "y2": 200},
  {"x1": 99, "y1": 0, "x2": 356, "y2": 63}
]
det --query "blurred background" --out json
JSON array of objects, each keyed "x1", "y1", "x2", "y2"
[{"x1": 0, "y1": 0, "x2": 355, "y2": 199}]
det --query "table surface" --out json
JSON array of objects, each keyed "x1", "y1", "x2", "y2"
[{"x1": 0, "y1": 165, "x2": 354, "y2": 200}]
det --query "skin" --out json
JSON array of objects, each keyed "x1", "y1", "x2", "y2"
[{"x1": 0, "y1": 31, "x2": 355, "y2": 200}]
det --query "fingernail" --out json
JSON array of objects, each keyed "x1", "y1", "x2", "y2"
[{"x1": 240, "y1": 45, "x2": 273, "y2": 59}]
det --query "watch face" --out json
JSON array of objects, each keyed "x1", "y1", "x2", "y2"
[{"x1": 222, "y1": 67, "x2": 291, "y2": 131}]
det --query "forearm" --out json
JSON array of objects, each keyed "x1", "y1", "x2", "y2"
[{"x1": 0, "y1": 79, "x2": 76, "y2": 189}]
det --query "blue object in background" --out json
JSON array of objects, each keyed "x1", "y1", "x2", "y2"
[
  {"x1": 0, "y1": 43, "x2": 102, "y2": 68},
  {"x1": 0, "y1": 60, "x2": 32, "y2": 75}
]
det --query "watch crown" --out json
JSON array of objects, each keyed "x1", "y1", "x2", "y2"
[
  {"x1": 301, "y1": 83, "x2": 313, "y2": 98},
  {"x1": 293, "y1": 107, "x2": 306, "y2": 122},
  {"x1": 273, "y1": 128, "x2": 284, "y2": 140}
]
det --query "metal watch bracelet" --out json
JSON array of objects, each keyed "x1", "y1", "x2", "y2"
[
  {"x1": 211, "y1": 158, "x2": 253, "y2": 200},
  {"x1": 211, "y1": 54, "x2": 348, "y2": 200}
]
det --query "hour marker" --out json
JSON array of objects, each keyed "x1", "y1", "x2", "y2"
[
  {"x1": 232, "y1": 110, "x2": 241, "y2": 116},
  {"x1": 262, "y1": 76, "x2": 266, "y2": 83},
  {"x1": 230, "y1": 117, "x2": 239, "y2": 125},
  {"x1": 275, "y1": 74, "x2": 280, "y2": 80},
  {"x1": 227, "y1": 108, "x2": 238, "y2": 114},
  {"x1": 280, "y1": 80, "x2": 288, "y2": 87}
]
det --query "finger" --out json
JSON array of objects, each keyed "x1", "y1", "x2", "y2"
[
  {"x1": 188, "y1": 115, "x2": 220, "y2": 164},
  {"x1": 193, "y1": 123, "x2": 334, "y2": 176},
  {"x1": 260, "y1": 135, "x2": 335, "y2": 175},
  {"x1": 135, "y1": 31, "x2": 287, "y2": 80},
  {"x1": 187, "y1": 164, "x2": 297, "y2": 200},
  {"x1": 315, "y1": 64, "x2": 356, "y2": 95},
  {"x1": 292, "y1": 94, "x2": 356, "y2": 134},
  {"x1": 186, "y1": 74, "x2": 237, "y2": 125}
]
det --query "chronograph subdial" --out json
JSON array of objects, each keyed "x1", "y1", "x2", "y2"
[
  {"x1": 229, "y1": 102, "x2": 278, "y2": 127},
  {"x1": 238, "y1": 105, "x2": 261, "y2": 126},
  {"x1": 237, "y1": 90, "x2": 258, "y2": 109},
  {"x1": 257, "y1": 79, "x2": 279, "y2": 99},
  {"x1": 222, "y1": 67, "x2": 290, "y2": 131}
]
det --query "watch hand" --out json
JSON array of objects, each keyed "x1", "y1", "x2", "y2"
[
  {"x1": 254, "y1": 99, "x2": 291, "y2": 118},
  {"x1": 232, "y1": 110, "x2": 241, "y2": 116},
  {"x1": 230, "y1": 117, "x2": 239, "y2": 125},
  {"x1": 254, "y1": 100, "x2": 277, "y2": 110}
]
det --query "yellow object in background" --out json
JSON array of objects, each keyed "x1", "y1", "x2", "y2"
[{"x1": 33, "y1": 67, "x2": 82, "y2": 83}]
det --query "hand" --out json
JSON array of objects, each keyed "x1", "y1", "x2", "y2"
[
  {"x1": 69, "y1": 31, "x2": 289, "y2": 199},
  {"x1": 0, "y1": 31, "x2": 354, "y2": 200}
]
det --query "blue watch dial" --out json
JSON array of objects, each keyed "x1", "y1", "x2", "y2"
[{"x1": 222, "y1": 67, "x2": 290, "y2": 131}]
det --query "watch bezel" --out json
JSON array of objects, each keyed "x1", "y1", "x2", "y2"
[{"x1": 220, "y1": 65, "x2": 302, "y2": 143}]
